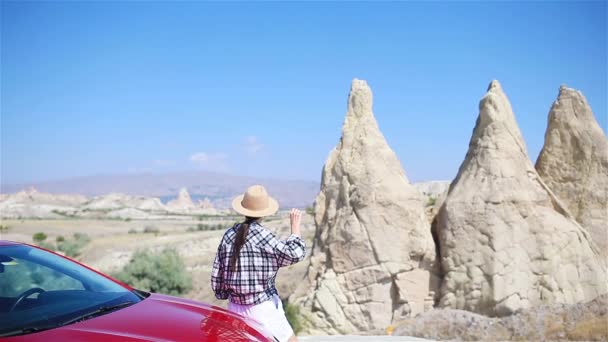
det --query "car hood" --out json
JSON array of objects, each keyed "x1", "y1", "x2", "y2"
[{"x1": 7, "y1": 293, "x2": 274, "y2": 342}]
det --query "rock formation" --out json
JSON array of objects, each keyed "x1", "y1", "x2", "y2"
[
  {"x1": 82, "y1": 193, "x2": 132, "y2": 211},
  {"x1": 291, "y1": 79, "x2": 437, "y2": 334},
  {"x1": 1, "y1": 187, "x2": 87, "y2": 207},
  {"x1": 107, "y1": 208, "x2": 151, "y2": 220},
  {"x1": 166, "y1": 188, "x2": 195, "y2": 211},
  {"x1": 80, "y1": 193, "x2": 168, "y2": 217},
  {"x1": 0, "y1": 188, "x2": 87, "y2": 219},
  {"x1": 197, "y1": 197, "x2": 214, "y2": 209},
  {"x1": 136, "y1": 197, "x2": 167, "y2": 212},
  {"x1": 394, "y1": 294, "x2": 608, "y2": 341},
  {"x1": 435, "y1": 80, "x2": 606, "y2": 317},
  {"x1": 535, "y1": 85, "x2": 608, "y2": 256}
]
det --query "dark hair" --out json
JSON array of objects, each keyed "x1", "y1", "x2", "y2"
[{"x1": 230, "y1": 216, "x2": 259, "y2": 271}]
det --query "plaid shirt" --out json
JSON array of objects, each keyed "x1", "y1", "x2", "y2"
[{"x1": 211, "y1": 222, "x2": 306, "y2": 305}]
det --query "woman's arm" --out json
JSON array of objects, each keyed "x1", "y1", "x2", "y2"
[
  {"x1": 211, "y1": 243, "x2": 229, "y2": 300},
  {"x1": 268, "y1": 209, "x2": 306, "y2": 267}
]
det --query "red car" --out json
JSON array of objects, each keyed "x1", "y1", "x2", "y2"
[{"x1": 0, "y1": 240, "x2": 276, "y2": 341}]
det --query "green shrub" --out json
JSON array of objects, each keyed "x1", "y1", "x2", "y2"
[
  {"x1": 282, "y1": 299, "x2": 302, "y2": 334},
  {"x1": 186, "y1": 227, "x2": 196, "y2": 232},
  {"x1": 144, "y1": 226, "x2": 160, "y2": 234},
  {"x1": 33, "y1": 232, "x2": 47, "y2": 243},
  {"x1": 51, "y1": 209, "x2": 76, "y2": 218},
  {"x1": 0, "y1": 224, "x2": 10, "y2": 233},
  {"x1": 57, "y1": 241, "x2": 79, "y2": 257},
  {"x1": 73, "y1": 232, "x2": 90, "y2": 244},
  {"x1": 56, "y1": 232, "x2": 90, "y2": 257},
  {"x1": 56, "y1": 235, "x2": 65, "y2": 243},
  {"x1": 427, "y1": 196, "x2": 437, "y2": 207},
  {"x1": 128, "y1": 228, "x2": 138, "y2": 234},
  {"x1": 112, "y1": 249, "x2": 192, "y2": 296},
  {"x1": 305, "y1": 206, "x2": 315, "y2": 216},
  {"x1": 37, "y1": 241, "x2": 56, "y2": 251}
]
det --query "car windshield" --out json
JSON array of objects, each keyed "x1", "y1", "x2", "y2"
[{"x1": 0, "y1": 244, "x2": 143, "y2": 337}]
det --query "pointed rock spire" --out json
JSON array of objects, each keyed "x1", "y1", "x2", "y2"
[
  {"x1": 535, "y1": 85, "x2": 608, "y2": 256},
  {"x1": 436, "y1": 80, "x2": 606, "y2": 317},
  {"x1": 167, "y1": 187, "x2": 195, "y2": 211},
  {"x1": 291, "y1": 79, "x2": 436, "y2": 333}
]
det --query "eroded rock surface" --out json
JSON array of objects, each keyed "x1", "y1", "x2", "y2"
[
  {"x1": 166, "y1": 188, "x2": 195, "y2": 211},
  {"x1": 536, "y1": 85, "x2": 608, "y2": 256},
  {"x1": 394, "y1": 294, "x2": 608, "y2": 341},
  {"x1": 291, "y1": 79, "x2": 437, "y2": 334},
  {"x1": 435, "y1": 80, "x2": 606, "y2": 317}
]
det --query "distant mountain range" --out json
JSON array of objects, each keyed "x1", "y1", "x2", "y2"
[{"x1": 1, "y1": 171, "x2": 320, "y2": 209}]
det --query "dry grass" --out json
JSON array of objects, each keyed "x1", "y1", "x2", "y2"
[
  {"x1": 567, "y1": 316, "x2": 608, "y2": 341},
  {"x1": 544, "y1": 312, "x2": 607, "y2": 341}
]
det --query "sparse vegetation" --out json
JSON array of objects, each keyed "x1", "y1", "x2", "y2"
[
  {"x1": 197, "y1": 213, "x2": 242, "y2": 221},
  {"x1": 51, "y1": 209, "x2": 77, "y2": 218},
  {"x1": 0, "y1": 224, "x2": 10, "y2": 233},
  {"x1": 73, "y1": 232, "x2": 90, "y2": 243},
  {"x1": 305, "y1": 206, "x2": 315, "y2": 216},
  {"x1": 37, "y1": 241, "x2": 56, "y2": 251},
  {"x1": 128, "y1": 228, "x2": 138, "y2": 234},
  {"x1": 32, "y1": 232, "x2": 55, "y2": 250},
  {"x1": 282, "y1": 299, "x2": 302, "y2": 334},
  {"x1": 33, "y1": 232, "x2": 48, "y2": 243},
  {"x1": 30, "y1": 231, "x2": 90, "y2": 257},
  {"x1": 144, "y1": 225, "x2": 160, "y2": 234},
  {"x1": 393, "y1": 295, "x2": 608, "y2": 341},
  {"x1": 57, "y1": 233, "x2": 91, "y2": 257},
  {"x1": 112, "y1": 248, "x2": 192, "y2": 296},
  {"x1": 192, "y1": 223, "x2": 225, "y2": 232},
  {"x1": 566, "y1": 316, "x2": 608, "y2": 340},
  {"x1": 427, "y1": 196, "x2": 437, "y2": 207}
]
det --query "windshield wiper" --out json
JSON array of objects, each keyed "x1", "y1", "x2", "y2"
[
  {"x1": 0, "y1": 302, "x2": 136, "y2": 337},
  {"x1": 60, "y1": 301, "x2": 135, "y2": 326},
  {"x1": 0, "y1": 325, "x2": 55, "y2": 337}
]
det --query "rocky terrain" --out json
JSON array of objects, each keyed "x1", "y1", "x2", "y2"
[
  {"x1": 435, "y1": 80, "x2": 606, "y2": 316},
  {"x1": 288, "y1": 79, "x2": 606, "y2": 337},
  {"x1": 536, "y1": 85, "x2": 608, "y2": 257},
  {"x1": 1, "y1": 171, "x2": 319, "y2": 209},
  {"x1": 393, "y1": 294, "x2": 607, "y2": 341},
  {"x1": 0, "y1": 187, "x2": 222, "y2": 220},
  {"x1": 291, "y1": 79, "x2": 437, "y2": 334}
]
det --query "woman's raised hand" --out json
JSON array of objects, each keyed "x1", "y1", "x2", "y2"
[{"x1": 290, "y1": 209, "x2": 302, "y2": 236}]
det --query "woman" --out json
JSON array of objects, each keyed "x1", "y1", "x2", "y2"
[{"x1": 211, "y1": 185, "x2": 306, "y2": 342}]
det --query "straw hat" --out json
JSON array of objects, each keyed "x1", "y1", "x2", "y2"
[{"x1": 231, "y1": 185, "x2": 279, "y2": 217}]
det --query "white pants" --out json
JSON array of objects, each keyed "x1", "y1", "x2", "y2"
[{"x1": 228, "y1": 295, "x2": 294, "y2": 342}]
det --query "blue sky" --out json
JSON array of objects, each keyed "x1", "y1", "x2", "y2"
[{"x1": 1, "y1": 1, "x2": 606, "y2": 186}]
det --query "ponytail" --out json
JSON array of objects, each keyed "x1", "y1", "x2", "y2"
[{"x1": 230, "y1": 217, "x2": 257, "y2": 271}]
